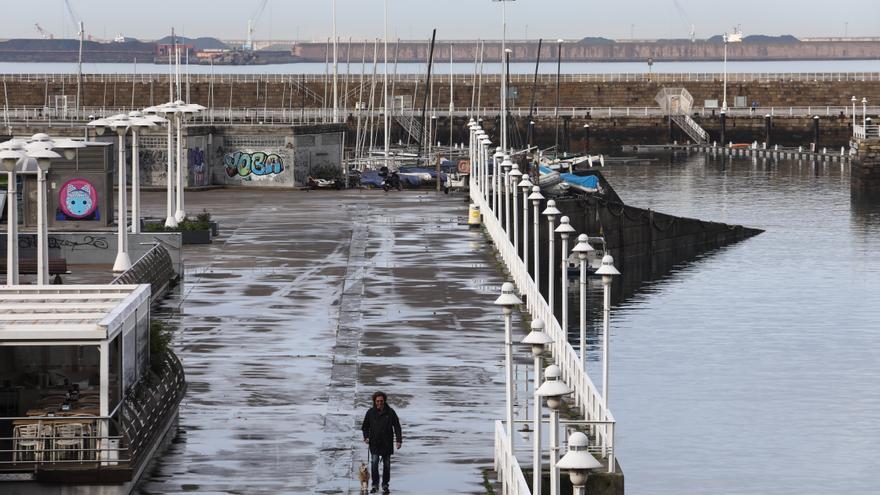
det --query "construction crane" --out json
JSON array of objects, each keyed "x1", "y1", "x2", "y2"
[
  {"x1": 671, "y1": 0, "x2": 696, "y2": 42},
  {"x1": 245, "y1": 0, "x2": 270, "y2": 51},
  {"x1": 63, "y1": 0, "x2": 83, "y2": 38},
  {"x1": 34, "y1": 23, "x2": 54, "y2": 39}
]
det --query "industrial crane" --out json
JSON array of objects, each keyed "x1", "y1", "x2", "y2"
[
  {"x1": 245, "y1": 0, "x2": 270, "y2": 51},
  {"x1": 671, "y1": 0, "x2": 696, "y2": 42},
  {"x1": 34, "y1": 23, "x2": 53, "y2": 39}
]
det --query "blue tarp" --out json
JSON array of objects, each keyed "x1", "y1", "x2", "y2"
[{"x1": 560, "y1": 173, "x2": 599, "y2": 189}]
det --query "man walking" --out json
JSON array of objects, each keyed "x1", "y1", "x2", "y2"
[{"x1": 362, "y1": 391, "x2": 402, "y2": 493}]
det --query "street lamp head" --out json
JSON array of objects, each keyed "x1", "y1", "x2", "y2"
[
  {"x1": 87, "y1": 117, "x2": 111, "y2": 135},
  {"x1": 518, "y1": 177, "x2": 533, "y2": 191},
  {"x1": 595, "y1": 254, "x2": 620, "y2": 283},
  {"x1": 494, "y1": 282, "x2": 523, "y2": 313},
  {"x1": 0, "y1": 149, "x2": 25, "y2": 172},
  {"x1": 521, "y1": 318, "x2": 553, "y2": 356},
  {"x1": 557, "y1": 38, "x2": 564, "y2": 43},
  {"x1": 543, "y1": 199, "x2": 561, "y2": 218},
  {"x1": 51, "y1": 138, "x2": 87, "y2": 160},
  {"x1": 557, "y1": 431, "x2": 603, "y2": 486},
  {"x1": 501, "y1": 156, "x2": 513, "y2": 172},
  {"x1": 572, "y1": 233, "x2": 595, "y2": 260},
  {"x1": 852, "y1": 96, "x2": 858, "y2": 102},
  {"x1": 26, "y1": 147, "x2": 61, "y2": 171},
  {"x1": 30, "y1": 133, "x2": 52, "y2": 144},
  {"x1": 508, "y1": 163, "x2": 522, "y2": 180},
  {"x1": 862, "y1": 97, "x2": 868, "y2": 104},
  {"x1": 555, "y1": 215, "x2": 576, "y2": 236},
  {"x1": 536, "y1": 364, "x2": 572, "y2": 410},
  {"x1": 528, "y1": 185, "x2": 544, "y2": 202}
]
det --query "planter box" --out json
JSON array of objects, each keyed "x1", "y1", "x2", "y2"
[{"x1": 181, "y1": 230, "x2": 212, "y2": 245}]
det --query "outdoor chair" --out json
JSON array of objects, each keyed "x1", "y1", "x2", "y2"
[
  {"x1": 12, "y1": 423, "x2": 47, "y2": 463},
  {"x1": 52, "y1": 423, "x2": 86, "y2": 462}
]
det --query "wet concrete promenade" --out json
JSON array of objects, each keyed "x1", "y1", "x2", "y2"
[{"x1": 133, "y1": 189, "x2": 518, "y2": 494}]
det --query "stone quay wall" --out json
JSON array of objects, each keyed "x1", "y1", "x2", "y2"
[
  {"x1": 852, "y1": 138, "x2": 880, "y2": 198},
  {"x1": 2, "y1": 76, "x2": 878, "y2": 111}
]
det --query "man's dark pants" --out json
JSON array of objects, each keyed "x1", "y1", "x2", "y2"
[{"x1": 370, "y1": 452, "x2": 391, "y2": 487}]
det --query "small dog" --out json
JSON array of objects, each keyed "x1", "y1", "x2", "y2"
[{"x1": 358, "y1": 462, "x2": 370, "y2": 492}]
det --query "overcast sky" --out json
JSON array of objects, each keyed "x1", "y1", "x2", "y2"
[{"x1": 9, "y1": 0, "x2": 880, "y2": 42}]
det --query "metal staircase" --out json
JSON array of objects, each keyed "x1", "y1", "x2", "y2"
[
  {"x1": 671, "y1": 114, "x2": 710, "y2": 144},
  {"x1": 394, "y1": 112, "x2": 423, "y2": 144}
]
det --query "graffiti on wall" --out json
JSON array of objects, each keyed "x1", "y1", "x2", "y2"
[
  {"x1": 188, "y1": 147, "x2": 210, "y2": 187},
  {"x1": 56, "y1": 178, "x2": 100, "y2": 221},
  {"x1": 224, "y1": 151, "x2": 284, "y2": 179}
]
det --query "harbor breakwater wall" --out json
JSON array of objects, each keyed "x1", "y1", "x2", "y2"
[{"x1": 2, "y1": 76, "x2": 878, "y2": 112}]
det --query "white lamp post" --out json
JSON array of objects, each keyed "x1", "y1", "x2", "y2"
[
  {"x1": 594, "y1": 254, "x2": 620, "y2": 412},
  {"x1": 495, "y1": 282, "x2": 523, "y2": 451},
  {"x1": 722, "y1": 33, "x2": 729, "y2": 112},
  {"x1": 155, "y1": 103, "x2": 180, "y2": 227},
  {"x1": 518, "y1": 176, "x2": 533, "y2": 264},
  {"x1": 520, "y1": 319, "x2": 553, "y2": 495},
  {"x1": 478, "y1": 134, "x2": 489, "y2": 199},
  {"x1": 493, "y1": 148, "x2": 504, "y2": 216},
  {"x1": 557, "y1": 432, "x2": 603, "y2": 495},
  {"x1": 571, "y1": 234, "x2": 595, "y2": 369},
  {"x1": 528, "y1": 186, "x2": 544, "y2": 288},
  {"x1": 501, "y1": 156, "x2": 512, "y2": 234},
  {"x1": 851, "y1": 96, "x2": 857, "y2": 134},
  {"x1": 0, "y1": 145, "x2": 25, "y2": 285},
  {"x1": 108, "y1": 116, "x2": 133, "y2": 272},
  {"x1": 509, "y1": 163, "x2": 521, "y2": 254},
  {"x1": 173, "y1": 101, "x2": 205, "y2": 222},
  {"x1": 536, "y1": 364, "x2": 573, "y2": 495},
  {"x1": 555, "y1": 216, "x2": 576, "y2": 338},
  {"x1": 126, "y1": 111, "x2": 158, "y2": 234},
  {"x1": 24, "y1": 135, "x2": 82, "y2": 285},
  {"x1": 23, "y1": 141, "x2": 61, "y2": 285},
  {"x1": 542, "y1": 199, "x2": 561, "y2": 313},
  {"x1": 862, "y1": 97, "x2": 868, "y2": 127}
]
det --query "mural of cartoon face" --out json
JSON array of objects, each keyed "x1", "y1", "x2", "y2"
[{"x1": 58, "y1": 179, "x2": 99, "y2": 220}]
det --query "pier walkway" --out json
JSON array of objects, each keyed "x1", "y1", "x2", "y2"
[{"x1": 132, "y1": 190, "x2": 518, "y2": 494}]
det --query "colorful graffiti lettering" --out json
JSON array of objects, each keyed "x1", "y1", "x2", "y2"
[
  {"x1": 224, "y1": 151, "x2": 284, "y2": 178},
  {"x1": 57, "y1": 178, "x2": 100, "y2": 221}
]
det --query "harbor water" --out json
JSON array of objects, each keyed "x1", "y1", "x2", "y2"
[{"x1": 593, "y1": 152, "x2": 880, "y2": 494}]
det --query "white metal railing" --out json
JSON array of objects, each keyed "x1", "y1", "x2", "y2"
[
  {"x1": 494, "y1": 420, "x2": 532, "y2": 495},
  {"x1": 854, "y1": 124, "x2": 880, "y2": 139},
  {"x1": 2, "y1": 104, "x2": 875, "y2": 128},
  {"x1": 671, "y1": 114, "x2": 710, "y2": 143},
  {"x1": 1, "y1": 72, "x2": 879, "y2": 84},
  {"x1": 472, "y1": 156, "x2": 616, "y2": 486}
]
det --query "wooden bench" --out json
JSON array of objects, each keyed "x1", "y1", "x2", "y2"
[{"x1": 0, "y1": 258, "x2": 69, "y2": 275}]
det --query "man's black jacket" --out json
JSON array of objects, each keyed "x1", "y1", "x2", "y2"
[{"x1": 362, "y1": 405, "x2": 402, "y2": 455}]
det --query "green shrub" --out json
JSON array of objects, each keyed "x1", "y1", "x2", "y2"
[{"x1": 149, "y1": 320, "x2": 173, "y2": 372}]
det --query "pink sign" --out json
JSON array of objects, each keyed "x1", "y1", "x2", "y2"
[{"x1": 58, "y1": 178, "x2": 98, "y2": 219}]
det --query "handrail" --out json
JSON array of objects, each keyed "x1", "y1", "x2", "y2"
[
  {"x1": 0, "y1": 72, "x2": 879, "y2": 84},
  {"x1": 854, "y1": 124, "x2": 880, "y2": 139},
  {"x1": 472, "y1": 143, "x2": 617, "y2": 486},
  {"x1": 494, "y1": 420, "x2": 531, "y2": 495}
]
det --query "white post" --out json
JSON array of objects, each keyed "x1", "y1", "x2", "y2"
[
  {"x1": 504, "y1": 165, "x2": 510, "y2": 234},
  {"x1": 512, "y1": 174, "x2": 519, "y2": 256},
  {"x1": 722, "y1": 36, "x2": 728, "y2": 112},
  {"x1": 546, "y1": 214, "x2": 557, "y2": 313},
  {"x1": 332, "y1": 0, "x2": 338, "y2": 123},
  {"x1": 522, "y1": 183, "x2": 529, "y2": 267},
  {"x1": 131, "y1": 128, "x2": 140, "y2": 234},
  {"x1": 504, "y1": 303, "x2": 515, "y2": 451},
  {"x1": 602, "y1": 276, "x2": 611, "y2": 407},
  {"x1": 164, "y1": 115, "x2": 177, "y2": 227},
  {"x1": 5, "y1": 169, "x2": 18, "y2": 285},
  {"x1": 36, "y1": 165, "x2": 48, "y2": 285},
  {"x1": 550, "y1": 407, "x2": 559, "y2": 495},
  {"x1": 98, "y1": 340, "x2": 109, "y2": 463},
  {"x1": 579, "y1": 254, "x2": 587, "y2": 368},
  {"x1": 113, "y1": 131, "x2": 132, "y2": 272},
  {"x1": 494, "y1": 153, "x2": 501, "y2": 218},
  {"x1": 174, "y1": 113, "x2": 185, "y2": 222},
  {"x1": 533, "y1": 196, "x2": 541, "y2": 291},
  {"x1": 532, "y1": 353, "x2": 542, "y2": 495},
  {"x1": 561, "y1": 232, "x2": 570, "y2": 332},
  {"x1": 500, "y1": 0, "x2": 507, "y2": 153}
]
